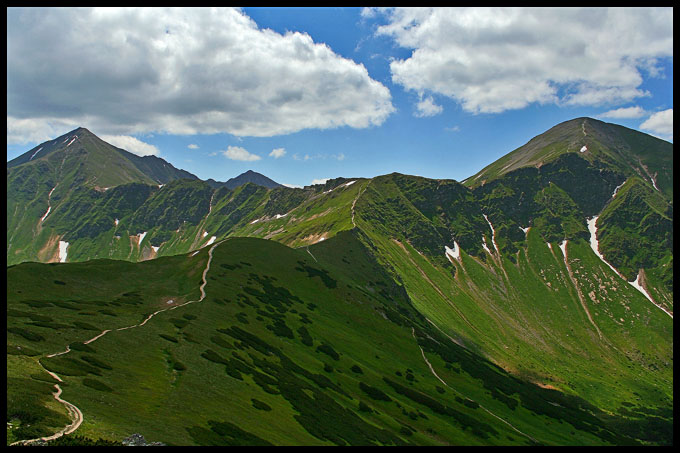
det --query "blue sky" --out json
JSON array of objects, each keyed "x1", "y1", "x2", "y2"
[{"x1": 7, "y1": 7, "x2": 673, "y2": 187}]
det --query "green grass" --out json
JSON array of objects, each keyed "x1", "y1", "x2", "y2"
[{"x1": 7, "y1": 234, "x2": 671, "y2": 445}]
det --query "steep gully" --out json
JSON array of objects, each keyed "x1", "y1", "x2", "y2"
[{"x1": 11, "y1": 240, "x2": 223, "y2": 446}]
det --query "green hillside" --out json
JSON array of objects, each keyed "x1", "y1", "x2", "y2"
[
  {"x1": 7, "y1": 118, "x2": 673, "y2": 445},
  {"x1": 465, "y1": 118, "x2": 673, "y2": 201},
  {"x1": 7, "y1": 234, "x2": 671, "y2": 445}
]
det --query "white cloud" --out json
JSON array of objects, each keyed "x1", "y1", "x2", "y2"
[
  {"x1": 269, "y1": 147, "x2": 286, "y2": 159},
  {"x1": 640, "y1": 109, "x2": 673, "y2": 140},
  {"x1": 311, "y1": 178, "x2": 330, "y2": 185},
  {"x1": 7, "y1": 117, "x2": 80, "y2": 145},
  {"x1": 7, "y1": 7, "x2": 394, "y2": 144},
  {"x1": 188, "y1": 143, "x2": 199, "y2": 149},
  {"x1": 222, "y1": 145, "x2": 261, "y2": 161},
  {"x1": 374, "y1": 7, "x2": 672, "y2": 114},
  {"x1": 414, "y1": 95, "x2": 443, "y2": 117},
  {"x1": 598, "y1": 106, "x2": 647, "y2": 119},
  {"x1": 100, "y1": 134, "x2": 160, "y2": 156}
]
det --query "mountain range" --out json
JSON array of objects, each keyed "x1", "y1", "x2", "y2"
[{"x1": 7, "y1": 118, "x2": 673, "y2": 446}]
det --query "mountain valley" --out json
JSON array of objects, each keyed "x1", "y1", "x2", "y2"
[{"x1": 6, "y1": 117, "x2": 673, "y2": 446}]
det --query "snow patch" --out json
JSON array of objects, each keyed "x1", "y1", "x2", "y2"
[
  {"x1": 114, "y1": 218, "x2": 119, "y2": 226},
  {"x1": 579, "y1": 145, "x2": 587, "y2": 153},
  {"x1": 206, "y1": 236, "x2": 217, "y2": 246},
  {"x1": 559, "y1": 240, "x2": 567, "y2": 258},
  {"x1": 482, "y1": 236, "x2": 491, "y2": 254},
  {"x1": 274, "y1": 213, "x2": 287, "y2": 219},
  {"x1": 152, "y1": 246, "x2": 159, "y2": 253},
  {"x1": 158, "y1": 184, "x2": 164, "y2": 188},
  {"x1": 445, "y1": 242, "x2": 460, "y2": 261},
  {"x1": 250, "y1": 218, "x2": 261, "y2": 224},
  {"x1": 628, "y1": 272, "x2": 672, "y2": 318},
  {"x1": 190, "y1": 250, "x2": 200, "y2": 257},
  {"x1": 343, "y1": 180, "x2": 356, "y2": 187},
  {"x1": 612, "y1": 181, "x2": 626, "y2": 199},
  {"x1": 40, "y1": 205, "x2": 52, "y2": 223},
  {"x1": 482, "y1": 214, "x2": 500, "y2": 253},
  {"x1": 650, "y1": 177, "x2": 659, "y2": 191},
  {"x1": 66, "y1": 136, "x2": 77, "y2": 147},
  {"x1": 138, "y1": 231, "x2": 147, "y2": 245},
  {"x1": 58, "y1": 241, "x2": 69, "y2": 263},
  {"x1": 520, "y1": 226, "x2": 530, "y2": 235},
  {"x1": 628, "y1": 273, "x2": 654, "y2": 304},
  {"x1": 587, "y1": 216, "x2": 623, "y2": 278},
  {"x1": 203, "y1": 231, "x2": 208, "y2": 237},
  {"x1": 546, "y1": 242, "x2": 552, "y2": 251},
  {"x1": 29, "y1": 147, "x2": 43, "y2": 160},
  {"x1": 39, "y1": 186, "x2": 57, "y2": 223}
]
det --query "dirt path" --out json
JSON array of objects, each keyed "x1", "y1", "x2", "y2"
[
  {"x1": 410, "y1": 328, "x2": 538, "y2": 444},
  {"x1": 11, "y1": 240, "x2": 222, "y2": 446}
]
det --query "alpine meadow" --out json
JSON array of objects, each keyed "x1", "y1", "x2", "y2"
[{"x1": 7, "y1": 7, "x2": 673, "y2": 447}]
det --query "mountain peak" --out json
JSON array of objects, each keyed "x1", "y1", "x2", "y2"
[
  {"x1": 465, "y1": 117, "x2": 673, "y2": 198},
  {"x1": 223, "y1": 170, "x2": 283, "y2": 190}
]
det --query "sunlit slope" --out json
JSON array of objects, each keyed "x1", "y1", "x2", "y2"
[
  {"x1": 7, "y1": 174, "x2": 367, "y2": 266},
  {"x1": 7, "y1": 250, "x2": 209, "y2": 444},
  {"x1": 465, "y1": 117, "x2": 673, "y2": 201},
  {"x1": 7, "y1": 127, "x2": 198, "y2": 266},
  {"x1": 350, "y1": 171, "x2": 672, "y2": 444},
  {"x1": 7, "y1": 235, "x2": 662, "y2": 445}
]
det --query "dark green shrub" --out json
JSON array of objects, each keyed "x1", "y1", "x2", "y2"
[
  {"x1": 82, "y1": 378, "x2": 114, "y2": 392},
  {"x1": 251, "y1": 399, "x2": 272, "y2": 411},
  {"x1": 316, "y1": 343, "x2": 340, "y2": 361},
  {"x1": 359, "y1": 382, "x2": 392, "y2": 402}
]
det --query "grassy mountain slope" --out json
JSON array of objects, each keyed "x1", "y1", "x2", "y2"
[
  {"x1": 8, "y1": 234, "x2": 669, "y2": 446},
  {"x1": 7, "y1": 118, "x2": 673, "y2": 445},
  {"x1": 465, "y1": 118, "x2": 672, "y2": 201}
]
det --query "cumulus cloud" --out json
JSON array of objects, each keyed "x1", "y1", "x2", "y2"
[
  {"x1": 7, "y1": 117, "x2": 81, "y2": 145},
  {"x1": 414, "y1": 96, "x2": 443, "y2": 117},
  {"x1": 100, "y1": 134, "x2": 160, "y2": 156},
  {"x1": 372, "y1": 7, "x2": 672, "y2": 114},
  {"x1": 598, "y1": 106, "x2": 647, "y2": 119},
  {"x1": 640, "y1": 109, "x2": 673, "y2": 140},
  {"x1": 7, "y1": 7, "x2": 394, "y2": 144},
  {"x1": 269, "y1": 147, "x2": 286, "y2": 159},
  {"x1": 222, "y1": 145, "x2": 261, "y2": 161},
  {"x1": 188, "y1": 144, "x2": 199, "y2": 149}
]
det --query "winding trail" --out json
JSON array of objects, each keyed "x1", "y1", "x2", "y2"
[
  {"x1": 10, "y1": 240, "x2": 222, "y2": 446},
  {"x1": 410, "y1": 328, "x2": 538, "y2": 444}
]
